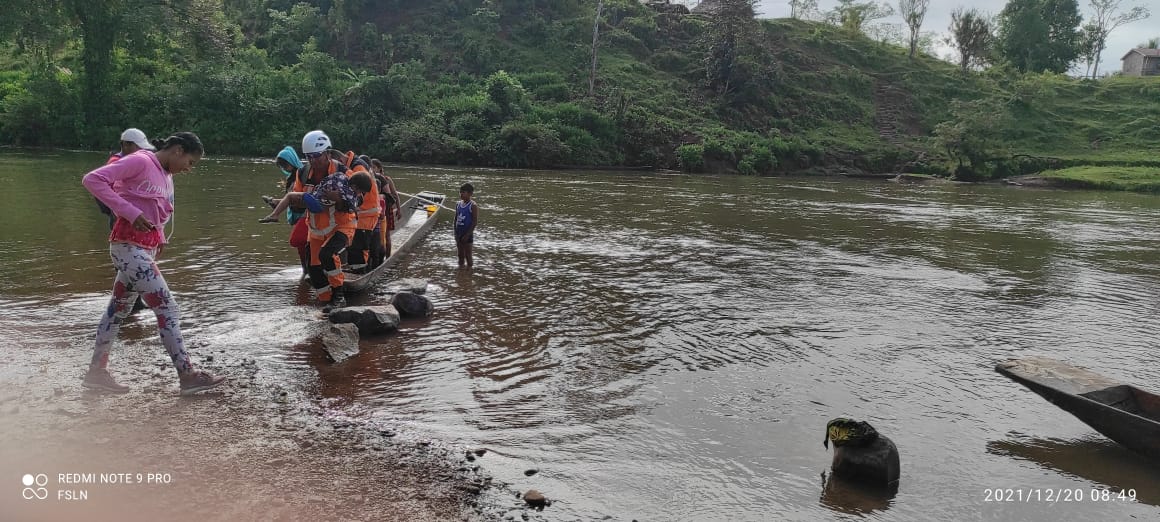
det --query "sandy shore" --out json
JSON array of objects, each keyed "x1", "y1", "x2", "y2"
[{"x1": 0, "y1": 331, "x2": 490, "y2": 521}]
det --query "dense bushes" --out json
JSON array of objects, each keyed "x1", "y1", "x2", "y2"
[{"x1": 2, "y1": 1, "x2": 1156, "y2": 178}]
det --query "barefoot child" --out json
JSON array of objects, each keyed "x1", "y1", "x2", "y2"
[{"x1": 455, "y1": 182, "x2": 478, "y2": 268}]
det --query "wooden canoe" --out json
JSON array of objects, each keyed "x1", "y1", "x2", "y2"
[
  {"x1": 995, "y1": 356, "x2": 1160, "y2": 461},
  {"x1": 341, "y1": 191, "x2": 445, "y2": 294}
]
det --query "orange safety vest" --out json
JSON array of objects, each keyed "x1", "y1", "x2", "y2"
[{"x1": 305, "y1": 161, "x2": 356, "y2": 240}]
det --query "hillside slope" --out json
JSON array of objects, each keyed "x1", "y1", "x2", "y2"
[{"x1": 1, "y1": 0, "x2": 1157, "y2": 177}]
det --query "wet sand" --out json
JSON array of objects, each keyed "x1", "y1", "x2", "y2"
[{"x1": 0, "y1": 336, "x2": 487, "y2": 521}]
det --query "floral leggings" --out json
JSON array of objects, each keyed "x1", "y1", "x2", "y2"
[{"x1": 91, "y1": 242, "x2": 193, "y2": 375}]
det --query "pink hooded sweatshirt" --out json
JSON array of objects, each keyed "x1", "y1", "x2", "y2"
[{"x1": 82, "y1": 150, "x2": 174, "y2": 249}]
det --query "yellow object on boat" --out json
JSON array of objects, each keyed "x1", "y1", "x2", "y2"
[{"x1": 425, "y1": 205, "x2": 437, "y2": 213}]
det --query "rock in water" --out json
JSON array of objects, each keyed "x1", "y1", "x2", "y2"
[
  {"x1": 522, "y1": 489, "x2": 548, "y2": 508},
  {"x1": 391, "y1": 292, "x2": 434, "y2": 318},
  {"x1": 823, "y1": 418, "x2": 900, "y2": 489},
  {"x1": 328, "y1": 306, "x2": 401, "y2": 335},
  {"x1": 321, "y1": 323, "x2": 360, "y2": 362}
]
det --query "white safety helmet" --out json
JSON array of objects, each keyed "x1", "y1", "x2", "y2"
[{"x1": 302, "y1": 130, "x2": 331, "y2": 154}]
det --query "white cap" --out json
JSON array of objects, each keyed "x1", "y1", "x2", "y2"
[
  {"x1": 302, "y1": 130, "x2": 332, "y2": 154},
  {"x1": 120, "y1": 128, "x2": 155, "y2": 151}
]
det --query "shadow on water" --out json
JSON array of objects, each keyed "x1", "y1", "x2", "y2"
[
  {"x1": 819, "y1": 473, "x2": 897, "y2": 516},
  {"x1": 987, "y1": 434, "x2": 1160, "y2": 506}
]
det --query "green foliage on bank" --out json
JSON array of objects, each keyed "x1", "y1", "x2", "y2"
[{"x1": 0, "y1": 0, "x2": 1156, "y2": 177}]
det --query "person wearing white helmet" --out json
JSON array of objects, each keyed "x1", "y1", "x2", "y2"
[{"x1": 262, "y1": 130, "x2": 370, "y2": 311}]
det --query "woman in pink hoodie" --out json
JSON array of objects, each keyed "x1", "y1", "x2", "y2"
[{"x1": 81, "y1": 132, "x2": 226, "y2": 396}]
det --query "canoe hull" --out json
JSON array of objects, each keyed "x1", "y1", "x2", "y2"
[
  {"x1": 342, "y1": 192, "x2": 444, "y2": 294},
  {"x1": 996, "y1": 357, "x2": 1160, "y2": 461}
]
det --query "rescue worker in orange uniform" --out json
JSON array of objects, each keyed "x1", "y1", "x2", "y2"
[
  {"x1": 336, "y1": 151, "x2": 381, "y2": 274},
  {"x1": 298, "y1": 130, "x2": 366, "y2": 310}
]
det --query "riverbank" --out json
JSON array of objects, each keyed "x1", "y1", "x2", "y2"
[
  {"x1": 1034, "y1": 166, "x2": 1160, "y2": 193},
  {"x1": 0, "y1": 322, "x2": 494, "y2": 521}
]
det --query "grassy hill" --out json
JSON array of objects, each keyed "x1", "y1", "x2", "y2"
[{"x1": 1, "y1": 0, "x2": 1157, "y2": 179}]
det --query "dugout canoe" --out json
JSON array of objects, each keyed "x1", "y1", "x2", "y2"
[
  {"x1": 995, "y1": 356, "x2": 1160, "y2": 461},
  {"x1": 342, "y1": 191, "x2": 445, "y2": 294}
]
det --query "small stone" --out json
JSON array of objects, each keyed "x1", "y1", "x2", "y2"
[
  {"x1": 523, "y1": 489, "x2": 547, "y2": 508},
  {"x1": 474, "y1": 449, "x2": 487, "y2": 457},
  {"x1": 524, "y1": 469, "x2": 538, "y2": 477},
  {"x1": 205, "y1": 355, "x2": 214, "y2": 362}
]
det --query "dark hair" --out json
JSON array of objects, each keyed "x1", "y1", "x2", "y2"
[
  {"x1": 350, "y1": 172, "x2": 373, "y2": 193},
  {"x1": 460, "y1": 182, "x2": 474, "y2": 193},
  {"x1": 370, "y1": 158, "x2": 383, "y2": 169},
  {"x1": 151, "y1": 132, "x2": 204, "y2": 155}
]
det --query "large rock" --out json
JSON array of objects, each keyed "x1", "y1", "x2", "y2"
[
  {"x1": 391, "y1": 292, "x2": 434, "y2": 318},
  {"x1": 328, "y1": 306, "x2": 401, "y2": 335},
  {"x1": 321, "y1": 323, "x2": 360, "y2": 362},
  {"x1": 385, "y1": 278, "x2": 428, "y2": 295}
]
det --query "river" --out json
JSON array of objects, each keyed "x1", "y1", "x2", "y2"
[{"x1": 2, "y1": 149, "x2": 1158, "y2": 521}]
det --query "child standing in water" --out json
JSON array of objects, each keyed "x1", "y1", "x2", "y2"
[
  {"x1": 455, "y1": 182, "x2": 478, "y2": 268},
  {"x1": 81, "y1": 132, "x2": 227, "y2": 395}
]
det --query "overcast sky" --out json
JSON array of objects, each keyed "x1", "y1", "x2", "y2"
[{"x1": 744, "y1": 0, "x2": 1160, "y2": 74}]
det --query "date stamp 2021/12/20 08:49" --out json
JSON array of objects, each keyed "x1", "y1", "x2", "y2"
[{"x1": 983, "y1": 487, "x2": 1137, "y2": 504}]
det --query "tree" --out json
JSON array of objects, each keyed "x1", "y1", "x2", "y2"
[
  {"x1": 0, "y1": 0, "x2": 70, "y2": 66},
  {"x1": 1086, "y1": 0, "x2": 1150, "y2": 78},
  {"x1": 947, "y1": 8, "x2": 994, "y2": 73},
  {"x1": 1078, "y1": 23, "x2": 1102, "y2": 77},
  {"x1": 703, "y1": 0, "x2": 761, "y2": 95},
  {"x1": 934, "y1": 97, "x2": 1013, "y2": 178},
  {"x1": 588, "y1": 0, "x2": 604, "y2": 97},
  {"x1": 899, "y1": 0, "x2": 930, "y2": 59},
  {"x1": 790, "y1": 0, "x2": 819, "y2": 19},
  {"x1": 68, "y1": 0, "x2": 126, "y2": 140},
  {"x1": 827, "y1": 0, "x2": 894, "y2": 33},
  {"x1": 997, "y1": 0, "x2": 1083, "y2": 73},
  {"x1": 1142, "y1": 37, "x2": 1160, "y2": 48}
]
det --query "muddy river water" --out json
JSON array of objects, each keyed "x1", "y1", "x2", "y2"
[{"x1": 1, "y1": 150, "x2": 1158, "y2": 521}]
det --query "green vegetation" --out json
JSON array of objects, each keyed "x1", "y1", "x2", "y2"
[
  {"x1": 1040, "y1": 166, "x2": 1160, "y2": 192},
  {"x1": 0, "y1": 0, "x2": 1156, "y2": 181}
]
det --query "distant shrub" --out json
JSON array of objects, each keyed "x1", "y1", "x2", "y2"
[
  {"x1": 620, "y1": 16, "x2": 658, "y2": 48},
  {"x1": 651, "y1": 50, "x2": 691, "y2": 73},
  {"x1": 738, "y1": 145, "x2": 777, "y2": 176},
  {"x1": 485, "y1": 121, "x2": 569, "y2": 168},
  {"x1": 603, "y1": 29, "x2": 650, "y2": 58},
  {"x1": 677, "y1": 144, "x2": 705, "y2": 172}
]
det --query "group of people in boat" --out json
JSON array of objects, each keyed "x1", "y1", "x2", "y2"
[{"x1": 258, "y1": 130, "x2": 402, "y2": 312}]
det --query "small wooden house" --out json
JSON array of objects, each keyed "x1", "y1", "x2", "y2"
[{"x1": 1121, "y1": 48, "x2": 1160, "y2": 76}]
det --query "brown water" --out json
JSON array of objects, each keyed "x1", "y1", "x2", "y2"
[{"x1": 2, "y1": 149, "x2": 1159, "y2": 521}]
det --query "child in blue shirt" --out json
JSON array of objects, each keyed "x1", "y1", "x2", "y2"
[{"x1": 455, "y1": 182, "x2": 478, "y2": 268}]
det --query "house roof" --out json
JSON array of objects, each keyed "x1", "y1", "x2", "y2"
[{"x1": 1122, "y1": 48, "x2": 1160, "y2": 60}]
